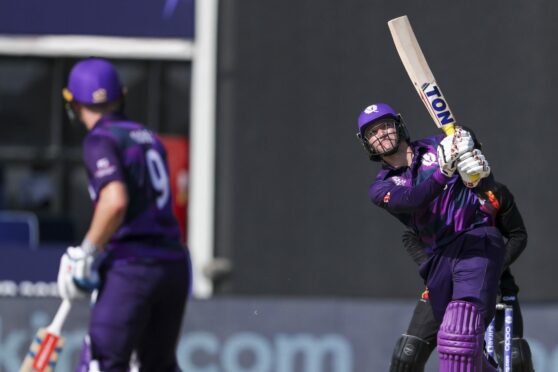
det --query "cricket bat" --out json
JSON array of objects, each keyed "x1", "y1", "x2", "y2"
[
  {"x1": 20, "y1": 300, "x2": 71, "y2": 372},
  {"x1": 387, "y1": 15, "x2": 458, "y2": 135},
  {"x1": 388, "y1": 15, "x2": 479, "y2": 182}
]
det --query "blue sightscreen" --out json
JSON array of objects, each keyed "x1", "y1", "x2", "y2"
[{"x1": 0, "y1": 0, "x2": 194, "y2": 39}]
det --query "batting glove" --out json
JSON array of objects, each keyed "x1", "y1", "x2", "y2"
[
  {"x1": 57, "y1": 242, "x2": 100, "y2": 300},
  {"x1": 457, "y1": 149, "x2": 491, "y2": 188},
  {"x1": 437, "y1": 127, "x2": 475, "y2": 177}
]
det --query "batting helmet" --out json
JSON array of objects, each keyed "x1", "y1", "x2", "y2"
[
  {"x1": 62, "y1": 58, "x2": 125, "y2": 105},
  {"x1": 356, "y1": 103, "x2": 409, "y2": 161}
]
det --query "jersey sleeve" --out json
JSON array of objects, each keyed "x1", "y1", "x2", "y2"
[
  {"x1": 83, "y1": 134, "x2": 125, "y2": 197},
  {"x1": 369, "y1": 169, "x2": 449, "y2": 213},
  {"x1": 402, "y1": 229, "x2": 430, "y2": 266},
  {"x1": 495, "y1": 184, "x2": 528, "y2": 268}
]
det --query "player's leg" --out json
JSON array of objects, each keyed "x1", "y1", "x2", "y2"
[
  {"x1": 507, "y1": 337, "x2": 535, "y2": 372},
  {"x1": 438, "y1": 227, "x2": 504, "y2": 371},
  {"x1": 437, "y1": 301, "x2": 487, "y2": 371},
  {"x1": 135, "y1": 260, "x2": 189, "y2": 372},
  {"x1": 87, "y1": 263, "x2": 154, "y2": 372},
  {"x1": 390, "y1": 290, "x2": 438, "y2": 372},
  {"x1": 493, "y1": 269, "x2": 534, "y2": 371},
  {"x1": 75, "y1": 334, "x2": 103, "y2": 372},
  {"x1": 451, "y1": 227, "x2": 505, "y2": 326}
]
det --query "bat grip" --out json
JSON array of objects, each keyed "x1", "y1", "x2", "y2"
[
  {"x1": 47, "y1": 299, "x2": 72, "y2": 335},
  {"x1": 441, "y1": 124, "x2": 455, "y2": 136},
  {"x1": 441, "y1": 123, "x2": 481, "y2": 183},
  {"x1": 469, "y1": 174, "x2": 481, "y2": 183}
]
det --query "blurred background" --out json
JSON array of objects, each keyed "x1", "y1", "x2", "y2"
[{"x1": 0, "y1": 0, "x2": 557, "y2": 371}]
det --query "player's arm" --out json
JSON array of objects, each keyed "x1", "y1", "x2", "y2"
[
  {"x1": 495, "y1": 184, "x2": 528, "y2": 268},
  {"x1": 80, "y1": 134, "x2": 128, "y2": 253},
  {"x1": 402, "y1": 229, "x2": 429, "y2": 266},
  {"x1": 58, "y1": 135, "x2": 126, "y2": 299},
  {"x1": 370, "y1": 128, "x2": 475, "y2": 212},
  {"x1": 369, "y1": 170, "x2": 449, "y2": 213},
  {"x1": 83, "y1": 181, "x2": 128, "y2": 250}
]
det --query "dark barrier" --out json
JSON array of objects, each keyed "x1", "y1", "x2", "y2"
[
  {"x1": 216, "y1": 0, "x2": 558, "y2": 300},
  {"x1": 0, "y1": 297, "x2": 556, "y2": 371}
]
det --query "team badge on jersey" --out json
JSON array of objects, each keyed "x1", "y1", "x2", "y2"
[{"x1": 392, "y1": 176, "x2": 406, "y2": 186}]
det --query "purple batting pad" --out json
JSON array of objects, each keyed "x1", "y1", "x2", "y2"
[
  {"x1": 75, "y1": 334, "x2": 100, "y2": 372},
  {"x1": 437, "y1": 301, "x2": 484, "y2": 371}
]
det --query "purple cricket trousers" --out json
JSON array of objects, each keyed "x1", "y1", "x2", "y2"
[
  {"x1": 420, "y1": 226, "x2": 505, "y2": 328},
  {"x1": 89, "y1": 258, "x2": 190, "y2": 372}
]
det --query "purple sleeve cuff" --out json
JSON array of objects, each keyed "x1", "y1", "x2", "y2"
[{"x1": 432, "y1": 169, "x2": 451, "y2": 185}]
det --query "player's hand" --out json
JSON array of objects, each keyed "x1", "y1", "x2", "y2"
[
  {"x1": 57, "y1": 246, "x2": 99, "y2": 300},
  {"x1": 437, "y1": 127, "x2": 475, "y2": 177},
  {"x1": 57, "y1": 248, "x2": 86, "y2": 300},
  {"x1": 457, "y1": 149, "x2": 491, "y2": 188}
]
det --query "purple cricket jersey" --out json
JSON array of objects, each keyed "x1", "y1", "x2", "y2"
[
  {"x1": 83, "y1": 113, "x2": 185, "y2": 261},
  {"x1": 369, "y1": 134, "x2": 499, "y2": 254}
]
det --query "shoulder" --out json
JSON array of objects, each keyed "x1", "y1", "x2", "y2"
[
  {"x1": 490, "y1": 180, "x2": 515, "y2": 205},
  {"x1": 478, "y1": 176, "x2": 506, "y2": 194},
  {"x1": 411, "y1": 134, "x2": 444, "y2": 149},
  {"x1": 374, "y1": 167, "x2": 391, "y2": 182},
  {"x1": 84, "y1": 129, "x2": 117, "y2": 150},
  {"x1": 409, "y1": 135, "x2": 443, "y2": 162},
  {"x1": 88, "y1": 120, "x2": 147, "y2": 147},
  {"x1": 369, "y1": 169, "x2": 400, "y2": 204},
  {"x1": 369, "y1": 179, "x2": 393, "y2": 205},
  {"x1": 408, "y1": 135, "x2": 440, "y2": 169}
]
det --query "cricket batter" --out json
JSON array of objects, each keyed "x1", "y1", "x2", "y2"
[
  {"x1": 57, "y1": 58, "x2": 190, "y2": 371},
  {"x1": 390, "y1": 180, "x2": 534, "y2": 371},
  {"x1": 357, "y1": 102, "x2": 503, "y2": 371}
]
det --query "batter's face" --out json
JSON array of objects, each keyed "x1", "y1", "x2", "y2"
[{"x1": 364, "y1": 119, "x2": 399, "y2": 155}]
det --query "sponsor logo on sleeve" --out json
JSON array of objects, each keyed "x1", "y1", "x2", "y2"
[
  {"x1": 420, "y1": 288, "x2": 429, "y2": 301},
  {"x1": 383, "y1": 192, "x2": 391, "y2": 204},
  {"x1": 479, "y1": 190, "x2": 500, "y2": 217},
  {"x1": 485, "y1": 191, "x2": 500, "y2": 210},
  {"x1": 94, "y1": 158, "x2": 116, "y2": 178}
]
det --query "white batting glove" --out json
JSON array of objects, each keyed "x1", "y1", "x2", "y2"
[
  {"x1": 457, "y1": 149, "x2": 491, "y2": 188},
  {"x1": 437, "y1": 128, "x2": 475, "y2": 177},
  {"x1": 57, "y1": 242, "x2": 100, "y2": 300},
  {"x1": 58, "y1": 249, "x2": 86, "y2": 300}
]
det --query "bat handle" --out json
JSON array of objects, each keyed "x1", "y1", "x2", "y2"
[
  {"x1": 440, "y1": 123, "x2": 482, "y2": 183},
  {"x1": 441, "y1": 124, "x2": 455, "y2": 136},
  {"x1": 47, "y1": 299, "x2": 72, "y2": 335}
]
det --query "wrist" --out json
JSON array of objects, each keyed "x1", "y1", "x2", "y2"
[
  {"x1": 433, "y1": 169, "x2": 452, "y2": 184},
  {"x1": 81, "y1": 239, "x2": 99, "y2": 256}
]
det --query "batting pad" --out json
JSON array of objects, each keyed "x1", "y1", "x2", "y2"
[{"x1": 437, "y1": 301, "x2": 484, "y2": 372}]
